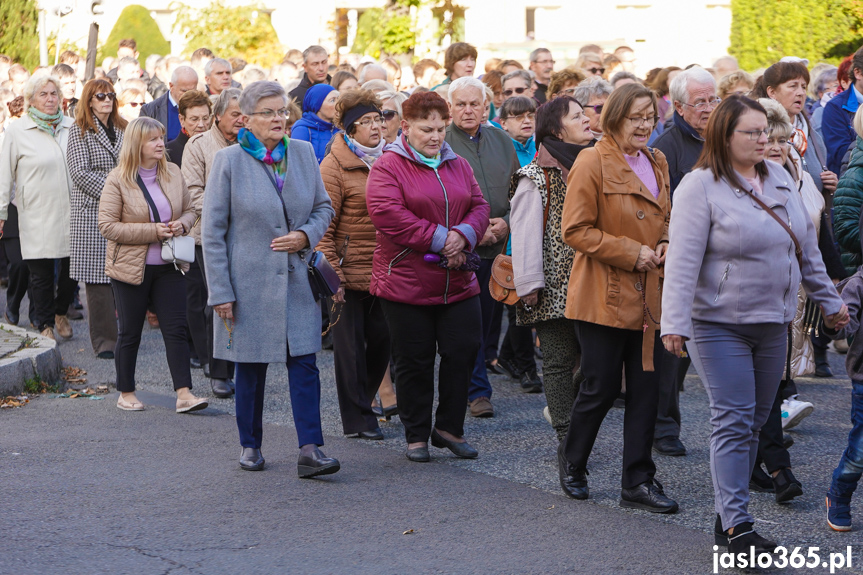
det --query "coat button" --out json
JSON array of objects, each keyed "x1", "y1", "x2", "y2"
[
  {"x1": 635, "y1": 281, "x2": 642, "y2": 291},
  {"x1": 289, "y1": 264, "x2": 295, "y2": 271},
  {"x1": 506, "y1": 275, "x2": 512, "y2": 282},
  {"x1": 636, "y1": 210, "x2": 645, "y2": 219}
]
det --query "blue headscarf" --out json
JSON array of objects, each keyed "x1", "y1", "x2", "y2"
[{"x1": 302, "y1": 84, "x2": 336, "y2": 114}]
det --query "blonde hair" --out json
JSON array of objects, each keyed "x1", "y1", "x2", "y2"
[
  {"x1": 117, "y1": 117, "x2": 170, "y2": 188},
  {"x1": 854, "y1": 105, "x2": 863, "y2": 139}
]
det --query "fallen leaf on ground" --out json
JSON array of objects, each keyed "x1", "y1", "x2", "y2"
[
  {"x1": 0, "y1": 396, "x2": 29, "y2": 408},
  {"x1": 403, "y1": 529, "x2": 416, "y2": 535}
]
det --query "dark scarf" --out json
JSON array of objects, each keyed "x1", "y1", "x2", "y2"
[
  {"x1": 542, "y1": 137, "x2": 594, "y2": 170},
  {"x1": 96, "y1": 116, "x2": 116, "y2": 144}
]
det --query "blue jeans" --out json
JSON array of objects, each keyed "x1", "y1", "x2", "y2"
[
  {"x1": 468, "y1": 259, "x2": 498, "y2": 402},
  {"x1": 829, "y1": 380, "x2": 863, "y2": 498}
]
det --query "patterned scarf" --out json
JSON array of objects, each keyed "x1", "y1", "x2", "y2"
[
  {"x1": 28, "y1": 106, "x2": 63, "y2": 136},
  {"x1": 238, "y1": 128, "x2": 288, "y2": 190},
  {"x1": 344, "y1": 134, "x2": 385, "y2": 168}
]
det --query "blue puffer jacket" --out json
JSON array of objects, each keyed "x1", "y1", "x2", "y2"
[
  {"x1": 291, "y1": 112, "x2": 340, "y2": 164},
  {"x1": 833, "y1": 136, "x2": 863, "y2": 274}
]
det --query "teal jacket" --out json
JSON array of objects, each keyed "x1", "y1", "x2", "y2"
[{"x1": 834, "y1": 136, "x2": 863, "y2": 274}]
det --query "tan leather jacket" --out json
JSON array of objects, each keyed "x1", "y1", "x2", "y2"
[
  {"x1": 561, "y1": 136, "x2": 671, "y2": 371},
  {"x1": 182, "y1": 125, "x2": 235, "y2": 245},
  {"x1": 98, "y1": 163, "x2": 196, "y2": 285}
]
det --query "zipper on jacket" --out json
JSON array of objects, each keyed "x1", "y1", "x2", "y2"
[
  {"x1": 387, "y1": 248, "x2": 411, "y2": 275},
  {"x1": 714, "y1": 263, "x2": 731, "y2": 302},
  {"x1": 112, "y1": 244, "x2": 120, "y2": 264},
  {"x1": 434, "y1": 168, "x2": 451, "y2": 304}
]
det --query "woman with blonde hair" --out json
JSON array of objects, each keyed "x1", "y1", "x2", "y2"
[
  {"x1": 717, "y1": 70, "x2": 755, "y2": 100},
  {"x1": 99, "y1": 117, "x2": 207, "y2": 414}
]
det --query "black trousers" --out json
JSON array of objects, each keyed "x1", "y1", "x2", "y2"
[
  {"x1": 655, "y1": 351, "x2": 688, "y2": 439},
  {"x1": 112, "y1": 264, "x2": 191, "y2": 393},
  {"x1": 1, "y1": 236, "x2": 34, "y2": 323},
  {"x1": 756, "y1": 378, "x2": 792, "y2": 473},
  {"x1": 562, "y1": 321, "x2": 662, "y2": 489},
  {"x1": 332, "y1": 290, "x2": 391, "y2": 434},
  {"x1": 381, "y1": 296, "x2": 482, "y2": 444},
  {"x1": 498, "y1": 304, "x2": 537, "y2": 376},
  {"x1": 25, "y1": 257, "x2": 76, "y2": 331},
  {"x1": 186, "y1": 247, "x2": 233, "y2": 379}
]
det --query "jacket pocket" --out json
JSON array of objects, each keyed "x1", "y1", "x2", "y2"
[
  {"x1": 111, "y1": 243, "x2": 120, "y2": 264},
  {"x1": 714, "y1": 262, "x2": 732, "y2": 303},
  {"x1": 606, "y1": 267, "x2": 620, "y2": 305},
  {"x1": 387, "y1": 248, "x2": 411, "y2": 275}
]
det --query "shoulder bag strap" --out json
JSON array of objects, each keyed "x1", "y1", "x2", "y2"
[
  {"x1": 744, "y1": 189, "x2": 803, "y2": 270},
  {"x1": 135, "y1": 174, "x2": 162, "y2": 224},
  {"x1": 540, "y1": 167, "x2": 552, "y2": 234}
]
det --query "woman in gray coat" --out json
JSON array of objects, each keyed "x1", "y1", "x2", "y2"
[
  {"x1": 202, "y1": 81, "x2": 337, "y2": 477},
  {"x1": 661, "y1": 96, "x2": 848, "y2": 555}
]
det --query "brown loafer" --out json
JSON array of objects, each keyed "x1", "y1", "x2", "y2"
[
  {"x1": 54, "y1": 314, "x2": 73, "y2": 339},
  {"x1": 176, "y1": 396, "x2": 208, "y2": 414},
  {"x1": 469, "y1": 397, "x2": 494, "y2": 418}
]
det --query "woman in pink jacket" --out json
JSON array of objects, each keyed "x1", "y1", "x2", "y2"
[{"x1": 366, "y1": 91, "x2": 490, "y2": 463}]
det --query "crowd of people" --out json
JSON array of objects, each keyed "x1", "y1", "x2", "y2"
[{"x1": 4, "y1": 35, "x2": 863, "y2": 555}]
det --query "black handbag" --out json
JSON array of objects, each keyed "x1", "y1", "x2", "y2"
[{"x1": 302, "y1": 250, "x2": 341, "y2": 301}]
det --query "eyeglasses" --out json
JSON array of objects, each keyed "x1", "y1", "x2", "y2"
[
  {"x1": 356, "y1": 116, "x2": 385, "y2": 128},
  {"x1": 382, "y1": 110, "x2": 398, "y2": 121},
  {"x1": 534, "y1": 59, "x2": 555, "y2": 66},
  {"x1": 682, "y1": 98, "x2": 721, "y2": 111},
  {"x1": 735, "y1": 129, "x2": 770, "y2": 140},
  {"x1": 585, "y1": 104, "x2": 604, "y2": 115},
  {"x1": 766, "y1": 137, "x2": 789, "y2": 147},
  {"x1": 128, "y1": 102, "x2": 143, "y2": 107},
  {"x1": 628, "y1": 116, "x2": 659, "y2": 127},
  {"x1": 93, "y1": 92, "x2": 116, "y2": 101},
  {"x1": 250, "y1": 108, "x2": 289, "y2": 119},
  {"x1": 587, "y1": 67, "x2": 606, "y2": 75},
  {"x1": 502, "y1": 112, "x2": 536, "y2": 123},
  {"x1": 503, "y1": 86, "x2": 530, "y2": 97},
  {"x1": 561, "y1": 87, "x2": 577, "y2": 96}
]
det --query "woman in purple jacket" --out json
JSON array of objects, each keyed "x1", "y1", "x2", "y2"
[{"x1": 366, "y1": 91, "x2": 490, "y2": 463}]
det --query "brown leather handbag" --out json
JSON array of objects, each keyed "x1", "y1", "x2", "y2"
[{"x1": 489, "y1": 168, "x2": 552, "y2": 305}]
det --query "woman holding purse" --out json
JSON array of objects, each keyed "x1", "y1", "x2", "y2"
[{"x1": 99, "y1": 116, "x2": 207, "y2": 414}]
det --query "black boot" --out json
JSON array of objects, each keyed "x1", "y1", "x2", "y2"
[
  {"x1": 558, "y1": 444, "x2": 588, "y2": 499},
  {"x1": 239, "y1": 447, "x2": 264, "y2": 471},
  {"x1": 772, "y1": 468, "x2": 803, "y2": 503},
  {"x1": 727, "y1": 522, "x2": 777, "y2": 555}
]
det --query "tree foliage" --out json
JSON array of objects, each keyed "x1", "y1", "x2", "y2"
[
  {"x1": 173, "y1": 1, "x2": 284, "y2": 68},
  {"x1": 103, "y1": 5, "x2": 171, "y2": 63},
  {"x1": 353, "y1": 0, "x2": 418, "y2": 58},
  {"x1": 0, "y1": 0, "x2": 39, "y2": 69},
  {"x1": 730, "y1": 0, "x2": 863, "y2": 70}
]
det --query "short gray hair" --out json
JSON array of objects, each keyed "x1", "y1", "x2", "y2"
[
  {"x1": 502, "y1": 69, "x2": 532, "y2": 88},
  {"x1": 610, "y1": 71, "x2": 639, "y2": 87},
  {"x1": 448, "y1": 76, "x2": 487, "y2": 103},
  {"x1": 23, "y1": 72, "x2": 60, "y2": 107},
  {"x1": 358, "y1": 64, "x2": 387, "y2": 83},
  {"x1": 573, "y1": 78, "x2": 613, "y2": 106},
  {"x1": 204, "y1": 57, "x2": 232, "y2": 77},
  {"x1": 170, "y1": 65, "x2": 198, "y2": 85},
  {"x1": 378, "y1": 90, "x2": 407, "y2": 118},
  {"x1": 302, "y1": 45, "x2": 328, "y2": 62},
  {"x1": 213, "y1": 87, "x2": 241, "y2": 117},
  {"x1": 239, "y1": 81, "x2": 287, "y2": 115},
  {"x1": 529, "y1": 48, "x2": 551, "y2": 63},
  {"x1": 669, "y1": 66, "x2": 716, "y2": 105},
  {"x1": 813, "y1": 66, "x2": 839, "y2": 97}
]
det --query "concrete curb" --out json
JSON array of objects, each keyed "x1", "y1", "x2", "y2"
[{"x1": 0, "y1": 323, "x2": 62, "y2": 395}]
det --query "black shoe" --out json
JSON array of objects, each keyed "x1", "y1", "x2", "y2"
[
  {"x1": 496, "y1": 356, "x2": 520, "y2": 380},
  {"x1": 4, "y1": 309, "x2": 18, "y2": 325},
  {"x1": 190, "y1": 358, "x2": 202, "y2": 369},
  {"x1": 97, "y1": 351, "x2": 114, "y2": 360},
  {"x1": 371, "y1": 404, "x2": 399, "y2": 420},
  {"x1": 653, "y1": 436, "x2": 686, "y2": 456},
  {"x1": 297, "y1": 447, "x2": 340, "y2": 478},
  {"x1": 558, "y1": 444, "x2": 588, "y2": 500},
  {"x1": 727, "y1": 522, "x2": 777, "y2": 555},
  {"x1": 773, "y1": 468, "x2": 803, "y2": 503},
  {"x1": 485, "y1": 359, "x2": 504, "y2": 375},
  {"x1": 620, "y1": 479, "x2": 679, "y2": 513},
  {"x1": 814, "y1": 354, "x2": 833, "y2": 378},
  {"x1": 203, "y1": 363, "x2": 211, "y2": 378},
  {"x1": 405, "y1": 446, "x2": 430, "y2": 462},
  {"x1": 612, "y1": 392, "x2": 626, "y2": 409},
  {"x1": 783, "y1": 433, "x2": 794, "y2": 449},
  {"x1": 714, "y1": 514, "x2": 728, "y2": 546},
  {"x1": 66, "y1": 305, "x2": 84, "y2": 320},
  {"x1": 430, "y1": 429, "x2": 478, "y2": 458},
  {"x1": 352, "y1": 428, "x2": 384, "y2": 440},
  {"x1": 211, "y1": 378, "x2": 234, "y2": 398},
  {"x1": 750, "y1": 465, "x2": 775, "y2": 493},
  {"x1": 239, "y1": 447, "x2": 265, "y2": 471},
  {"x1": 520, "y1": 369, "x2": 543, "y2": 393}
]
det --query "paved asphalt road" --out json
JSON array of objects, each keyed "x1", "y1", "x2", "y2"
[{"x1": 2, "y1": 289, "x2": 863, "y2": 574}]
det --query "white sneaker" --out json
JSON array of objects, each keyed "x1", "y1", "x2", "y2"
[
  {"x1": 542, "y1": 405, "x2": 552, "y2": 425},
  {"x1": 781, "y1": 397, "x2": 814, "y2": 430}
]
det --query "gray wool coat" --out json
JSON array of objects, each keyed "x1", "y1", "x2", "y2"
[{"x1": 202, "y1": 140, "x2": 334, "y2": 363}]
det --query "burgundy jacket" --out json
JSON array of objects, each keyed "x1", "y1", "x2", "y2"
[{"x1": 366, "y1": 135, "x2": 490, "y2": 305}]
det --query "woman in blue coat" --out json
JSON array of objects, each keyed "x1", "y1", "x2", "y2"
[{"x1": 291, "y1": 83, "x2": 341, "y2": 163}]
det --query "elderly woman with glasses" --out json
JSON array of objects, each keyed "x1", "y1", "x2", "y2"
[
  {"x1": 203, "y1": 81, "x2": 337, "y2": 477},
  {"x1": 378, "y1": 90, "x2": 408, "y2": 144},
  {"x1": 557, "y1": 83, "x2": 678, "y2": 515},
  {"x1": 501, "y1": 70, "x2": 536, "y2": 104},
  {"x1": 573, "y1": 78, "x2": 613, "y2": 140}
]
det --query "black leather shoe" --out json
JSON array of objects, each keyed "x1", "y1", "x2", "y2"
[
  {"x1": 297, "y1": 447, "x2": 340, "y2": 478},
  {"x1": 558, "y1": 444, "x2": 588, "y2": 500},
  {"x1": 750, "y1": 464, "x2": 775, "y2": 493},
  {"x1": 431, "y1": 429, "x2": 478, "y2": 458},
  {"x1": 203, "y1": 363, "x2": 211, "y2": 378},
  {"x1": 239, "y1": 447, "x2": 264, "y2": 471},
  {"x1": 727, "y1": 522, "x2": 777, "y2": 555},
  {"x1": 485, "y1": 359, "x2": 504, "y2": 375},
  {"x1": 353, "y1": 428, "x2": 384, "y2": 440},
  {"x1": 814, "y1": 355, "x2": 833, "y2": 378},
  {"x1": 371, "y1": 404, "x2": 398, "y2": 420},
  {"x1": 211, "y1": 378, "x2": 234, "y2": 398},
  {"x1": 97, "y1": 351, "x2": 114, "y2": 360},
  {"x1": 773, "y1": 468, "x2": 803, "y2": 503},
  {"x1": 653, "y1": 436, "x2": 686, "y2": 456},
  {"x1": 496, "y1": 357, "x2": 520, "y2": 380},
  {"x1": 405, "y1": 446, "x2": 430, "y2": 462},
  {"x1": 620, "y1": 479, "x2": 678, "y2": 513},
  {"x1": 520, "y1": 370, "x2": 543, "y2": 393},
  {"x1": 190, "y1": 358, "x2": 202, "y2": 369},
  {"x1": 783, "y1": 433, "x2": 794, "y2": 449},
  {"x1": 714, "y1": 514, "x2": 728, "y2": 546}
]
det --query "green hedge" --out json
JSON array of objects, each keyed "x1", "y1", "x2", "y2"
[
  {"x1": 103, "y1": 4, "x2": 170, "y2": 63},
  {"x1": 0, "y1": 0, "x2": 39, "y2": 69}
]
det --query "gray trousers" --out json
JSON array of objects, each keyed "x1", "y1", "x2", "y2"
[
  {"x1": 687, "y1": 320, "x2": 787, "y2": 531},
  {"x1": 85, "y1": 283, "x2": 117, "y2": 355}
]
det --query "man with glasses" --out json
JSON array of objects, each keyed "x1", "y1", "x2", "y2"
[
  {"x1": 529, "y1": 48, "x2": 555, "y2": 103},
  {"x1": 573, "y1": 78, "x2": 613, "y2": 140},
  {"x1": 651, "y1": 66, "x2": 719, "y2": 458},
  {"x1": 501, "y1": 70, "x2": 536, "y2": 104}
]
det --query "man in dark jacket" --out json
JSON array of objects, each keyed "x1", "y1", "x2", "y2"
[
  {"x1": 141, "y1": 66, "x2": 198, "y2": 143},
  {"x1": 652, "y1": 66, "x2": 719, "y2": 457},
  {"x1": 823, "y1": 47, "x2": 863, "y2": 176},
  {"x1": 288, "y1": 46, "x2": 332, "y2": 104},
  {"x1": 444, "y1": 77, "x2": 521, "y2": 419}
]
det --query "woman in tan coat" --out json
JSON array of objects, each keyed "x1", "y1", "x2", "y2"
[
  {"x1": 318, "y1": 89, "x2": 391, "y2": 439},
  {"x1": 99, "y1": 117, "x2": 207, "y2": 414},
  {"x1": 557, "y1": 83, "x2": 678, "y2": 514}
]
